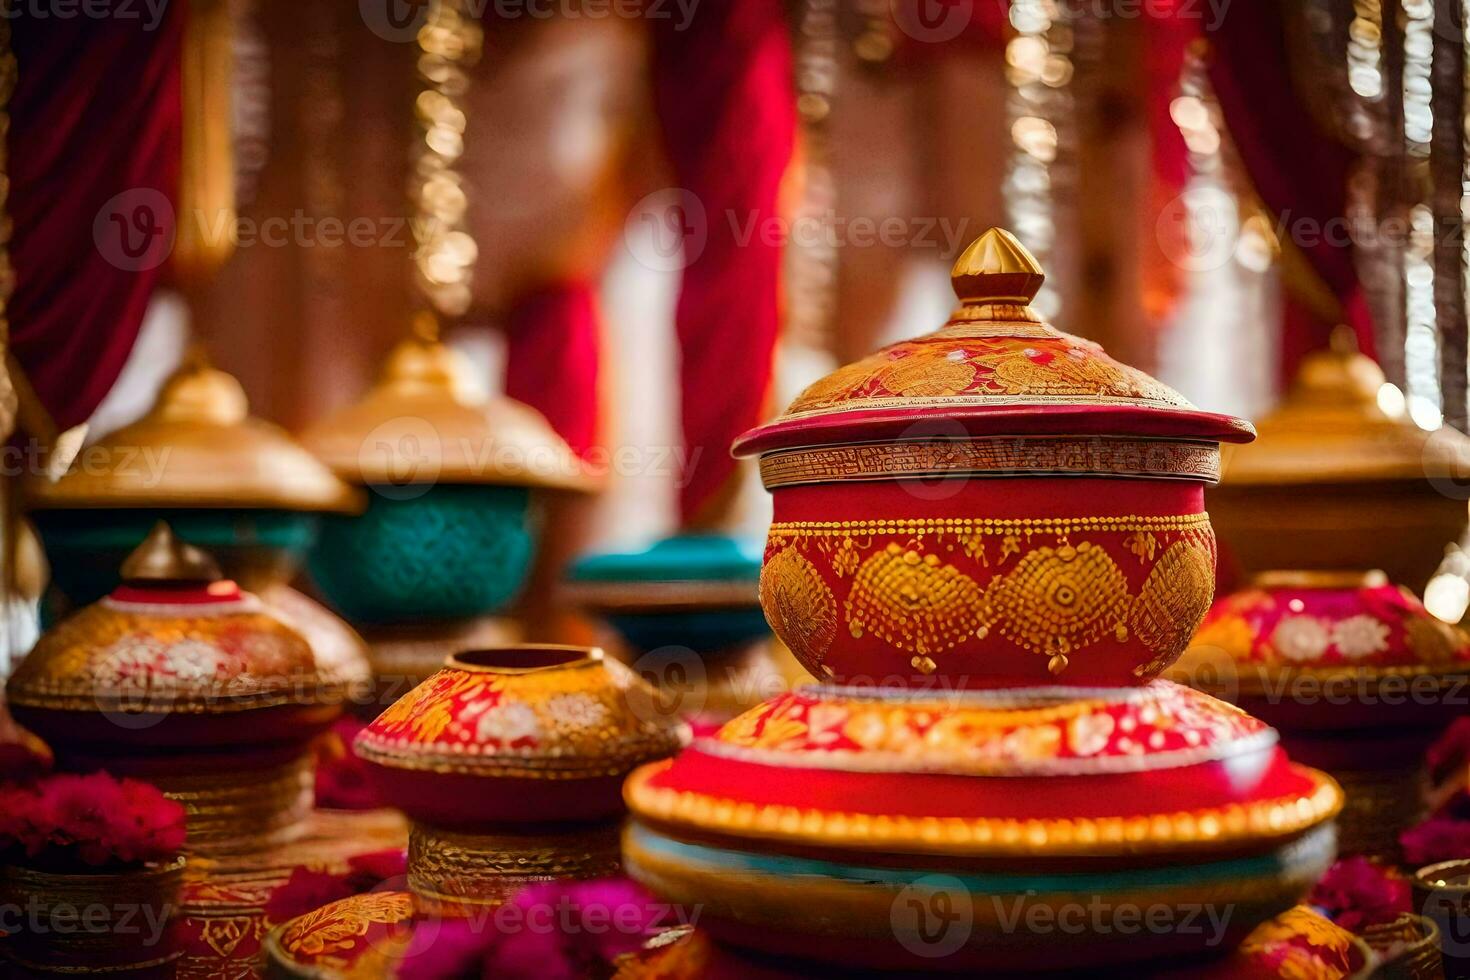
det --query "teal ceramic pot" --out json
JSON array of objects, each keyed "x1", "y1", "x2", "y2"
[
  {"x1": 34, "y1": 508, "x2": 320, "y2": 610},
  {"x1": 309, "y1": 484, "x2": 537, "y2": 624},
  {"x1": 567, "y1": 534, "x2": 766, "y2": 654}
]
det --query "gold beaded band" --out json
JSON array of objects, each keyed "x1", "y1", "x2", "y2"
[
  {"x1": 625, "y1": 761, "x2": 1342, "y2": 858},
  {"x1": 153, "y1": 754, "x2": 314, "y2": 856},
  {"x1": 759, "y1": 438, "x2": 1220, "y2": 488},
  {"x1": 408, "y1": 823, "x2": 621, "y2": 917}
]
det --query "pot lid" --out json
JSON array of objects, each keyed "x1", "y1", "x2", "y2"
[
  {"x1": 566, "y1": 534, "x2": 761, "y2": 612},
  {"x1": 301, "y1": 317, "x2": 594, "y2": 492},
  {"x1": 1176, "y1": 571, "x2": 1470, "y2": 684},
  {"x1": 6, "y1": 524, "x2": 340, "y2": 715},
  {"x1": 625, "y1": 680, "x2": 1338, "y2": 858},
  {"x1": 354, "y1": 645, "x2": 688, "y2": 778},
  {"x1": 734, "y1": 229, "x2": 1254, "y2": 459},
  {"x1": 1222, "y1": 328, "x2": 1470, "y2": 485},
  {"x1": 25, "y1": 355, "x2": 361, "y2": 513}
]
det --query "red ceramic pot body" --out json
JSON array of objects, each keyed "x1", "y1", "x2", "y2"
[
  {"x1": 356, "y1": 646, "x2": 688, "y2": 830},
  {"x1": 736, "y1": 229, "x2": 1253, "y2": 688}
]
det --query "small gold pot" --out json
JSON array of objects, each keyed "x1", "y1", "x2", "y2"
[{"x1": 0, "y1": 855, "x2": 186, "y2": 975}]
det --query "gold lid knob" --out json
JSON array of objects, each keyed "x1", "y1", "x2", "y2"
[
  {"x1": 950, "y1": 227, "x2": 1045, "y2": 305},
  {"x1": 150, "y1": 351, "x2": 250, "y2": 427},
  {"x1": 120, "y1": 522, "x2": 223, "y2": 585}
]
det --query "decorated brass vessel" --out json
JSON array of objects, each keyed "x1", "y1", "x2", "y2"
[
  {"x1": 1174, "y1": 332, "x2": 1470, "y2": 860},
  {"x1": 1209, "y1": 330, "x2": 1470, "y2": 594},
  {"x1": 733, "y1": 229, "x2": 1254, "y2": 688},
  {"x1": 356, "y1": 645, "x2": 686, "y2": 915},
  {"x1": 6, "y1": 525, "x2": 349, "y2": 854},
  {"x1": 25, "y1": 356, "x2": 361, "y2": 607},
  {"x1": 302, "y1": 322, "x2": 593, "y2": 624},
  {"x1": 623, "y1": 228, "x2": 1339, "y2": 973}
]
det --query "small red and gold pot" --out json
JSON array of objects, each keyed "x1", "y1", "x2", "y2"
[
  {"x1": 733, "y1": 229, "x2": 1254, "y2": 689},
  {"x1": 624, "y1": 680, "x2": 1341, "y2": 973},
  {"x1": 1173, "y1": 570, "x2": 1470, "y2": 859},
  {"x1": 356, "y1": 645, "x2": 687, "y2": 914},
  {"x1": 6, "y1": 525, "x2": 351, "y2": 855},
  {"x1": 0, "y1": 855, "x2": 186, "y2": 976}
]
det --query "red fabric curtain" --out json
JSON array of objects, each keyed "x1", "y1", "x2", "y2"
[
  {"x1": 1206, "y1": 1, "x2": 1376, "y2": 376},
  {"x1": 504, "y1": 281, "x2": 600, "y2": 459},
  {"x1": 650, "y1": 0, "x2": 796, "y2": 524},
  {"x1": 8, "y1": 11, "x2": 183, "y2": 432}
]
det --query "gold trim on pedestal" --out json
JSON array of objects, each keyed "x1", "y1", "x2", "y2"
[
  {"x1": 154, "y1": 754, "x2": 315, "y2": 856},
  {"x1": 407, "y1": 822, "x2": 621, "y2": 918},
  {"x1": 624, "y1": 761, "x2": 1343, "y2": 858}
]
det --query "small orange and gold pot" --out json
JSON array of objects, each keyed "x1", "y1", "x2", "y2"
[
  {"x1": 734, "y1": 229, "x2": 1254, "y2": 688},
  {"x1": 6, "y1": 525, "x2": 349, "y2": 855},
  {"x1": 356, "y1": 645, "x2": 687, "y2": 914}
]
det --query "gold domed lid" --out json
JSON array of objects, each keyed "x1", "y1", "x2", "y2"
[
  {"x1": 734, "y1": 228, "x2": 1254, "y2": 459},
  {"x1": 1223, "y1": 329, "x2": 1470, "y2": 485},
  {"x1": 300, "y1": 316, "x2": 594, "y2": 492},
  {"x1": 6, "y1": 528, "x2": 337, "y2": 715},
  {"x1": 24, "y1": 356, "x2": 362, "y2": 512}
]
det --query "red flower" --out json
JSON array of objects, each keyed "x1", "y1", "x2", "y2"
[
  {"x1": 0, "y1": 772, "x2": 185, "y2": 871},
  {"x1": 1402, "y1": 816, "x2": 1470, "y2": 867},
  {"x1": 1309, "y1": 857, "x2": 1411, "y2": 933}
]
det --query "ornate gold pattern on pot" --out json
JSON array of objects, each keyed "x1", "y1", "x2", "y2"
[
  {"x1": 1129, "y1": 535, "x2": 1219, "y2": 677},
  {"x1": 845, "y1": 543, "x2": 983, "y2": 662},
  {"x1": 758, "y1": 547, "x2": 836, "y2": 678},
  {"x1": 763, "y1": 515, "x2": 1217, "y2": 683},
  {"x1": 24, "y1": 356, "x2": 360, "y2": 512},
  {"x1": 150, "y1": 753, "x2": 316, "y2": 856},
  {"x1": 979, "y1": 540, "x2": 1129, "y2": 675}
]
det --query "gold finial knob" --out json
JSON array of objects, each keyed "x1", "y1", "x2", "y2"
[
  {"x1": 120, "y1": 522, "x2": 223, "y2": 584},
  {"x1": 151, "y1": 356, "x2": 250, "y2": 427},
  {"x1": 950, "y1": 227, "x2": 1045, "y2": 305}
]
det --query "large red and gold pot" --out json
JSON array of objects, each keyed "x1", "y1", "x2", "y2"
[
  {"x1": 5, "y1": 524, "x2": 351, "y2": 854},
  {"x1": 355, "y1": 645, "x2": 687, "y2": 914},
  {"x1": 624, "y1": 681, "x2": 1341, "y2": 972},
  {"x1": 734, "y1": 229, "x2": 1254, "y2": 688}
]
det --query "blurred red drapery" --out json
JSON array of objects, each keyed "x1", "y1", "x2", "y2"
[{"x1": 8, "y1": 10, "x2": 183, "y2": 432}]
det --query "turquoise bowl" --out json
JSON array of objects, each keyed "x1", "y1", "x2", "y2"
[
  {"x1": 309, "y1": 484, "x2": 537, "y2": 624},
  {"x1": 33, "y1": 508, "x2": 321, "y2": 610},
  {"x1": 568, "y1": 534, "x2": 766, "y2": 654}
]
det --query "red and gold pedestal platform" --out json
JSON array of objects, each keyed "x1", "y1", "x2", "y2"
[
  {"x1": 618, "y1": 229, "x2": 1342, "y2": 973},
  {"x1": 176, "y1": 808, "x2": 407, "y2": 980},
  {"x1": 1175, "y1": 335, "x2": 1470, "y2": 861}
]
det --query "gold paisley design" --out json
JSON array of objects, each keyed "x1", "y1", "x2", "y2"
[
  {"x1": 879, "y1": 355, "x2": 975, "y2": 397},
  {"x1": 278, "y1": 891, "x2": 412, "y2": 959},
  {"x1": 787, "y1": 359, "x2": 879, "y2": 413},
  {"x1": 980, "y1": 541, "x2": 1129, "y2": 673},
  {"x1": 759, "y1": 547, "x2": 837, "y2": 676},
  {"x1": 1129, "y1": 534, "x2": 1217, "y2": 677},
  {"x1": 845, "y1": 543, "x2": 983, "y2": 659}
]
